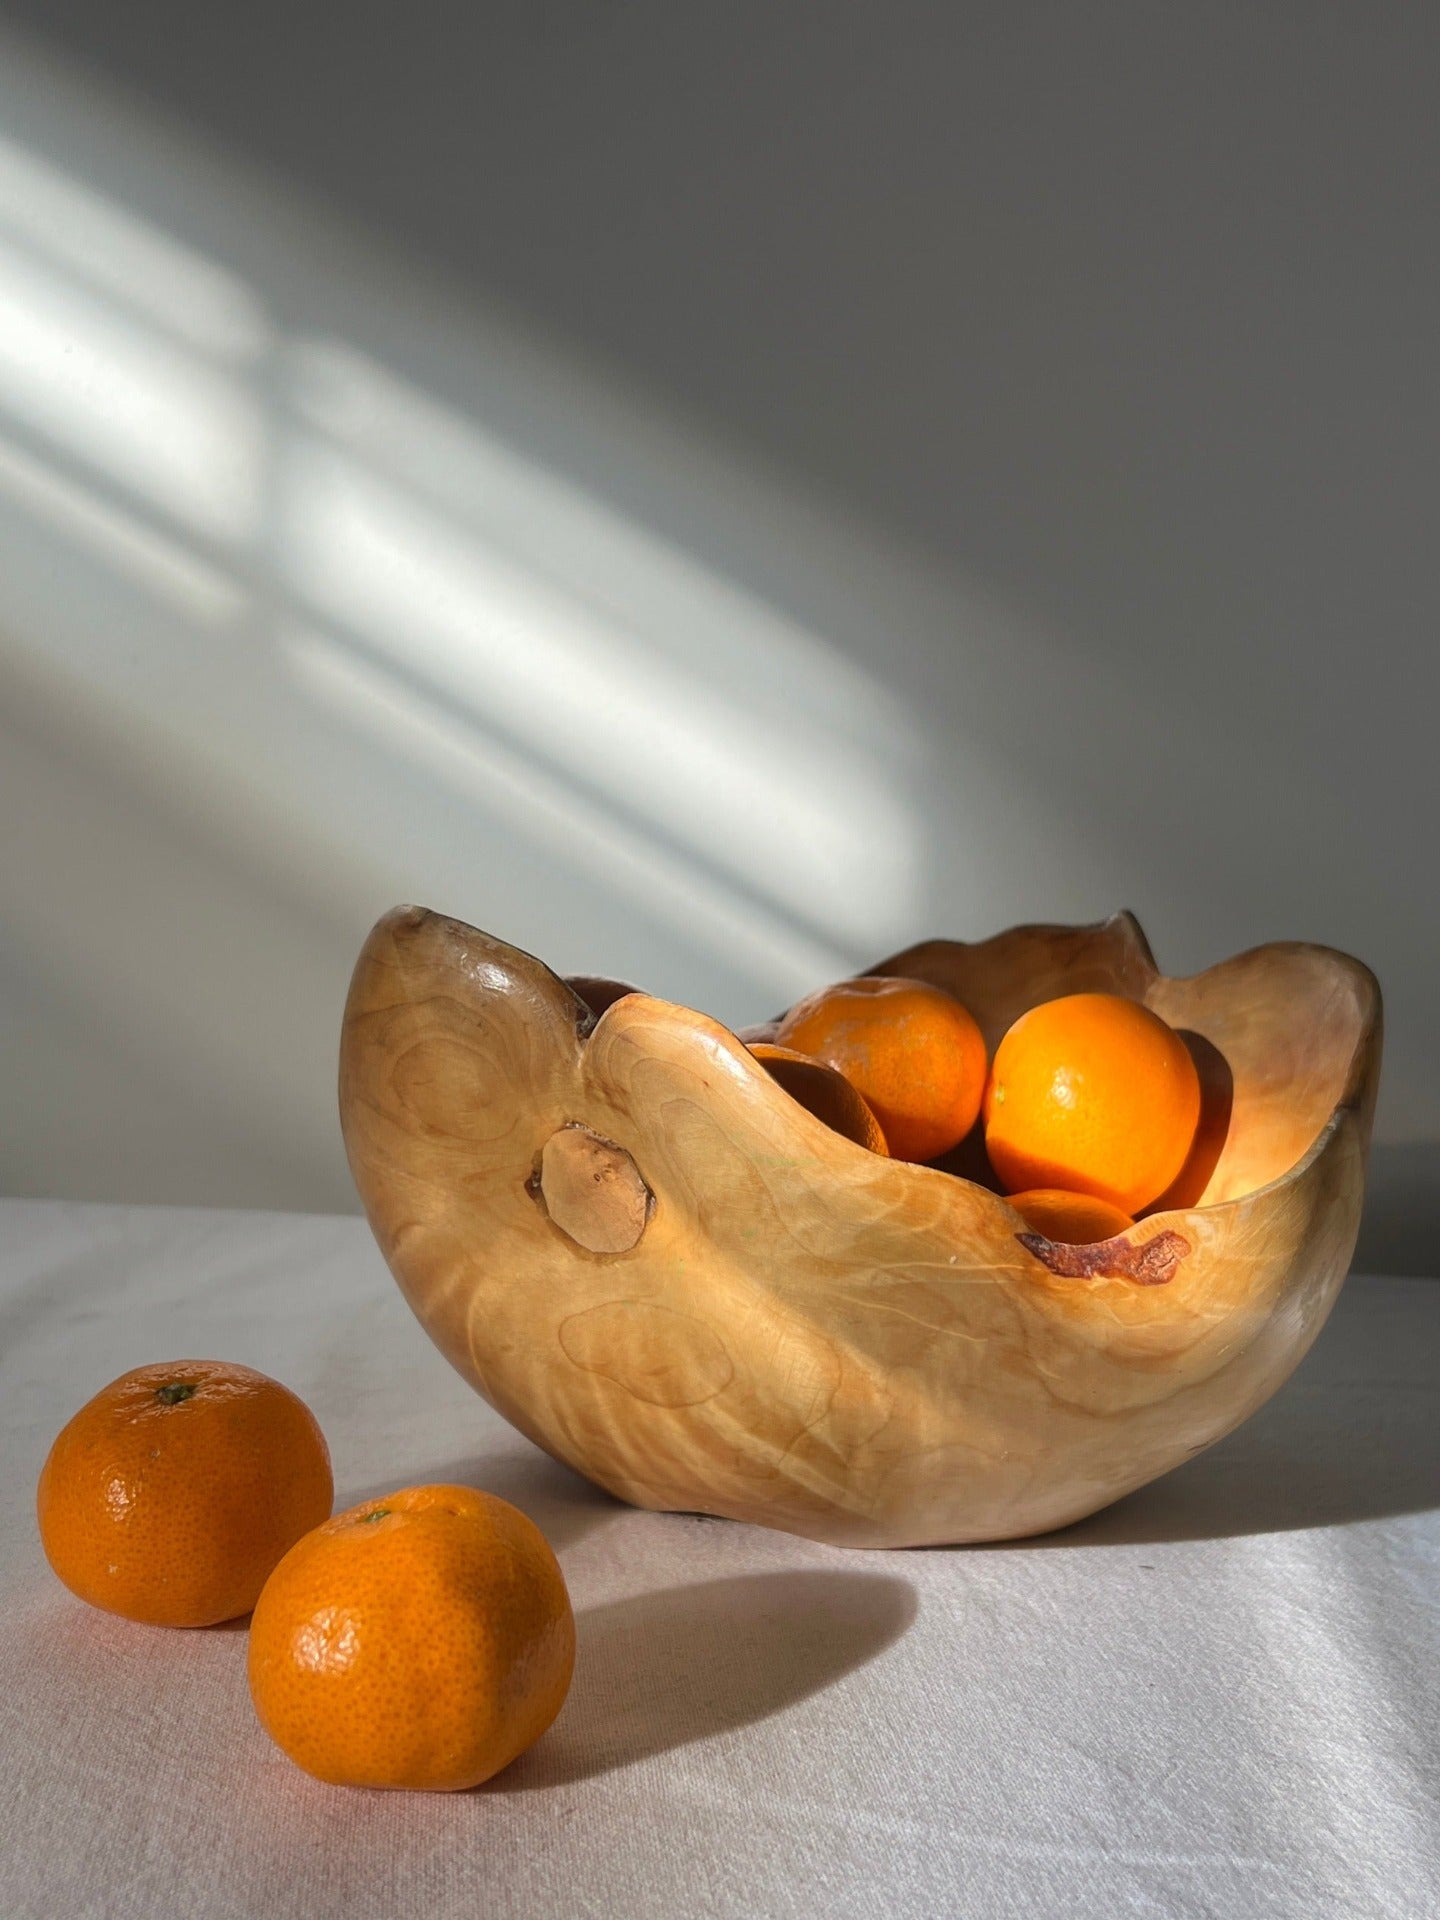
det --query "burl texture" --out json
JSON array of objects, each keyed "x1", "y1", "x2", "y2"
[{"x1": 339, "y1": 908, "x2": 1380, "y2": 1547}]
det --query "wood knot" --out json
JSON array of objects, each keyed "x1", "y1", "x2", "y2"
[
  {"x1": 1017, "y1": 1228, "x2": 1191, "y2": 1287},
  {"x1": 535, "y1": 1124, "x2": 652, "y2": 1254}
]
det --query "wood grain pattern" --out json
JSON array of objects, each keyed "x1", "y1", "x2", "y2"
[{"x1": 340, "y1": 907, "x2": 1382, "y2": 1547}]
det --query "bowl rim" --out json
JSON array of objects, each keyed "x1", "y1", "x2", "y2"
[
  {"x1": 562, "y1": 906, "x2": 1381, "y2": 1243},
  {"x1": 363, "y1": 904, "x2": 1381, "y2": 1257}
]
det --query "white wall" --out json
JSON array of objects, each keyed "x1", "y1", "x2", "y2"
[{"x1": 0, "y1": 9, "x2": 1434, "y2": 1268}]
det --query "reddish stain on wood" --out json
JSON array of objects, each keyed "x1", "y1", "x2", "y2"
[{"x1": 1017, "y1": 1228, "x2": 1191, "y2": 1286}]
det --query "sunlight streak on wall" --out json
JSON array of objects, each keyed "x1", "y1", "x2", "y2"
[
  {"x1": 0, "y1": 431, "x2": 245, "y2": 624},
  {"x1": 288, "y1": 337, "x2": 914, "y2": 756},
  {"x1": 285, "y1": 626, "x2": 852, "y2": 992},
  {"x1": 0, "y1": 44, "x2": 937, "y2": 1209},
  {"x1": 279, "y1": 434, "x2": 920, "y2": 948},
  {"x1": 0, "y1": 234, "x2": 263, "y2": 542},
  {"x1": 0, "y1": 129, "x2": 269, "y2": 363}
]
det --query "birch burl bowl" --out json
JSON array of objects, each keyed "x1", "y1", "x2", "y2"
[{"x1": 340, "y1": 907, "x2": 1381, "y2": 1548}]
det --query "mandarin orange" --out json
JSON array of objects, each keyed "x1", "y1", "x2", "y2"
[
  {"x1": 37, "y1": 1360, "x2": 333, "y2": 1628},
  {"x1": 748, "y1": 1042, "x2": 889, "y2": 1154},
  {"x1": 1007, "y1": 1188, "x2": 1135, "y2": 1244},
  {"x1": 774, "y1": 975, "x2": 987, "y2": 1161},
  {"x1": 984, "y1": 992, "x2": 1201, "y2": 1213},
  {"x1": 247, "y1": 1484, "x2": 575, "y2": 1791}
]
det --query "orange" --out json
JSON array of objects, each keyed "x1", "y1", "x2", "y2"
[
  {"x1": 748, "y1": 1042, "x2": 889, "y2": 1154},
  {"x1": 775, "y1": 975, "x2": 987, "y2": 1161},
  {"x1": 248, "y1": 1484, "x2": 575, "y2": 1791},
  {"x1": 1008, "y1": 1188, "x2": 1135, "y2": 1243},
  {"x1": 984, "y1": 993, "x2": 1201, "y2": 1213},
  {"x1": 37, "y1": 1360, "x2": 333, "y2": 1628}
]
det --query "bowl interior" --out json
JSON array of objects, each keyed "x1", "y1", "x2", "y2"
[{"x1": 869, "y1": 914, "x2": 1375, "y2": 1208}]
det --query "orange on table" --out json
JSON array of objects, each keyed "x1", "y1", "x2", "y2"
[
  {"x1": 748, "y1": 1042, "x2": 889, "y2": 1154},
  {"x1": 774, "y1": 975, "x2": 987, "y2": 1162},
  {"x1": 248, "y1": 1484, "x2": 575, "y2": 1791},
  {"x1": 1008, "y1": 1188, "x2": 1135, "y2": 1244},
  {"x1": 984, "y1": 992, "x2": 1201, "y2": 1214},
  {"x1": 37, "y1": 1360, "x2": 333, "y2": 1628}
]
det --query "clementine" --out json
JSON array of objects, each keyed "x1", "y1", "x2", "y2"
[
  {"x1": 37, "y1": 1360, "x2": 333, "y2": 1628},
  {"x1": 248, "y1": 1484, "x2": 575, "y2": 1791},
  {"x1": 774, "y1": 975, "x2": 987, "y2": 1161},
  {"x1": 1007, "y1": 1188, "x2": 1135, "y2": 1244},
  {"x1": 748, "y1": 1042, "x2": 889, "y2": 1154},
  {"x1": 984, "y1": 993, "x2": 1201, "y2": 1213}
]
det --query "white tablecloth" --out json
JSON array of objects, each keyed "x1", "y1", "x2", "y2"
[{"x1": 1, "y1": 1199, "x2": 1436, "y2": 1920}]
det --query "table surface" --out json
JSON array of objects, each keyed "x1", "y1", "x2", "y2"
[{"x1": 2, "y1": 1199, "x2": 1436, "y2": 1920}]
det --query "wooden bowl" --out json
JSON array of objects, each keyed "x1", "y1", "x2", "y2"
[{"x1": 340, "y1": 907, "x2": 1381, "y2": 1547}]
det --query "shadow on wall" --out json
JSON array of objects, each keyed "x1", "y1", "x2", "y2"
[
  {"x1": 1355, "y1": 1147, "x2": 1439, "y2": 1278},
  {"x1": 0, "y1": 19, "x2": 1433, "y2": 1268}
]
